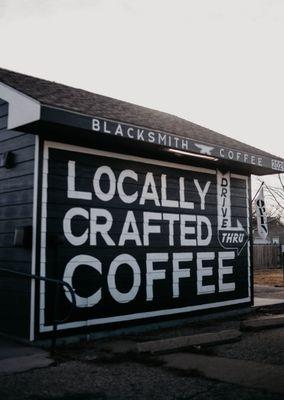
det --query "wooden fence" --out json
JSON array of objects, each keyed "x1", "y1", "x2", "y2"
[{"x1": 253, "y1": 244, "x2": 280, "y2": 268}]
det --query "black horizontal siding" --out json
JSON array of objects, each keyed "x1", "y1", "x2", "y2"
[
  {"x1": 0, "y1": 101, "x2": 8, "y2": 130},
  {"x1": 0, "y1": 102, "x2": 8, "y2": 117},
  {"x1": 0, "y1": 116, "x2": 7, "y2": 130},
  {"x1": 0, "y1": 130, "x2": 29, "y2": 141},
  {"x1": 0, "y1": 119, "x2": 35, "y2": 339}
]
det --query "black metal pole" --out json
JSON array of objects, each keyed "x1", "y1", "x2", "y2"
[
  {"x1": 52, "y1": 280, "x2": 60, "y2": 350},
  {"x1": 251, "y1": 181, "x2": 264, "y2": 203},
  {"x1": 0, "y1": 267, "x2": 76, "y2": 344},
  {"x1": 248, "y1": 176, "x2": 254, "y2": 305}
]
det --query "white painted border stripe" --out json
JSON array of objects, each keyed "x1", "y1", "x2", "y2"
[
  {"x1": 39, "y1": 141, "x2": 251, "y2": 333},
  {"x1": 43, "y1": 141, "x2": 216, "y2": 175},
  {"x1": 29, "y1": 135, "x2": 39, "y2": 341},
  {"x1": 40, "y1": 296, "x2": 251, "y2": 332},
  {"x1": 39, "y1": 147, "x2": 49, "y2": 328}
]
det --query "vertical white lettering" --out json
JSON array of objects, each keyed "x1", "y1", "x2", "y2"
[
  {"x1": 163, "y1": 213, "x2": 180, "y2": 246},
  {"x1": 148, "y1": 131, "x2": 155, "y2": 143},
  {"x1": 143, "y1": 212, "x2": 162, "y2": 246},
  {"x1": 117, "y1": 169, "x2": 138, "y2": 204},
  {"x1": 92, "y1": 118, "x2": 100, "y2": 131},
  {"x1": 93, "y1": 166, "x2": 116, "y2": 201},
  {"x1": 218, "y1": 251, "x2": 235, "y2": 292},
  {"x1": 115, "y1": 124, "x2": 123, "y2": 136},
  {"x1": 90, "y1": 208, "x2": 115, "y2": 246},
  {"x1": 197, "y1": 216, "x2": 212, "y2": 246},
  {"x1": 197, "y1": 252, "x2": 215, "y2": 294},
  {"x1": 63, "y1": 207, "x2": 89, "y2": 246},
  {"x1": 180, "y1": 215, "x2": 197, "y2": 246},
  {"x1": 228, "y1": 150, "x2": 234, "y2": 159},
  {"x1": 146, "y1": 253, "x2": 168, "y2": 301},
  {"x1": 161, "y1": 174, "x2": 179, "y2": 208},
  {"x1": 68, "y1": 161, "x2": 92, "y2": 200},
  {"x1": 158, "y1": 133, "x2": 167, "y2": 145},
  {"x1": 174, "y1": 137, "x2": 179, "y2": 147},
  {"x1": 63, "y1": 255, "x2": 102, "y2": 307},
  {"x1": 140, "y1": 172, "x2": 160, "y2": 206},
  {"x1": 103, "y1": 121, "x2": 111, "y2": 134},
  {"x1": 127, "y1": 127, "x2": 134, "y2": 138},
  {"x1": 172, "y1": 252, "x2": 192, "y2": 298},
  {"x1": 137, "y1": 129, "x2": 144, "y2": 141},
  {"x1": 119, "y1": 211, "x2": 142, "y2": 246},
  {"x1": 181, "y1": 139, "x2": 188, "y2": 150},
  {"x1": 179, "y1": 177, "x2": 194, "y2": 209},
  {"x1": 194, "y1": 180, "x2": 211, "y2": 210},
  {"x1": 108, "y1": 255, "x2": 141, "y2": 303}
]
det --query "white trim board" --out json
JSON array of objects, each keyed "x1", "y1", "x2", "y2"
[
  {"x1": 0, "y1": 82, "x2": 40, "y2": 129},
  {"x1": 39, "y1": 141, "x2": 251, "y2": 333},
  {"x1": 30, "y1": 135, "x2": 40, "y2": 341},
  {"x1": 40, "y1": 296, "x2": 251, "y2": 332}
]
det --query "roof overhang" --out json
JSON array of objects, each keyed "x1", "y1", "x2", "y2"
[
  {"x1": 1, "y1": 83, "x2": 283, "y2": 176},
  {"x1": 39, "y1": 105, "x2": 284, "y2": 175}
]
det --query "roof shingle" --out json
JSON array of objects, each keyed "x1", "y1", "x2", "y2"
[{"x1": 0, "y1": 67, "x2": 282, "y2": 161}]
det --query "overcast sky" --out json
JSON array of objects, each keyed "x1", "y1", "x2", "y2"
[{"x1": 0, "y1": 0, "x2": 283, "y2": 195}]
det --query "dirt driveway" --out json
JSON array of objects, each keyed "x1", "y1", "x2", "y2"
[{"x1": 254, "y1": 268, "x2": 284, "y2": 286}]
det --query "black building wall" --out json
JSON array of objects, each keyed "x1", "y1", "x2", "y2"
[
  {"x1": 36, "y1": 140, "x2": 251, "y2": 338},
  {"x1": 0, "y1": 99, "x2": 35, "y2": 339},
  {"x1": 0, "y1": 101, "x2": 253, "y2": 340}
]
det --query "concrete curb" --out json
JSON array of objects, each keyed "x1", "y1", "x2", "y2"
[
  {"x1": 35, "y1": 307, "x2": 252, "y2": 348},
  {"x1": 136, "y1": 329, "x2": 242, "y2": 354},
  {"x1": 160, "y1": 352, "x2": 284, "y2": 395},
  {"x1": 253, "y1": 297, "x2": 284, "y2": 307},
  {"x1": 241, "y1": 315, "x2": 284, "y2": 331},
  {"x1": 98, "y1": 329, "x2": 242, "y2": 355}
]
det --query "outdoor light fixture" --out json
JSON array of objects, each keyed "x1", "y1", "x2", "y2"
[
  {"x1": 14, "y1": 226, "x2": 33, "y2": 248},
  {"x1": 0, "y1": 151, "x2": 14, "y2": 168},
  {"x1": 168, "y1": 148, "x2": 219, "y2": 161}
]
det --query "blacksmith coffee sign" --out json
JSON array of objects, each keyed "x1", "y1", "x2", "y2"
[
  {"x1": 42, "y1": 109, "x2": 284, "y2": 172},
  {"x1": 89, "y1": 117, "x2": 284, "y2": 172},
  {"x1": 39, "y1": 142, "x2": 251, "y2": 333}
]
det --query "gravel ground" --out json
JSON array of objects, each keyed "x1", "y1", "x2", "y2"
[
  {"x1": 204, "y1": 327, "x2": 284, "y2": 365},
  {"x1": 117, "y1": 305, "x2": 283, "y2": 343},
  {"x1": 1, "y1": 306, "x2": 283, "y2": 400},
  {"x1": 0, "y1": 359, "x2": 282, "y2": 400}
]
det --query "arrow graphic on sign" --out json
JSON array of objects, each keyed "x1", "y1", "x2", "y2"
[{"x1": 217, "y1": 170, "x2": 248, "y2": 255}]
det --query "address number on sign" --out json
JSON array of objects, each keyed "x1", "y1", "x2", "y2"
[{"x1": 271, "y1": 159, "x2": 284, "y2": 171}]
